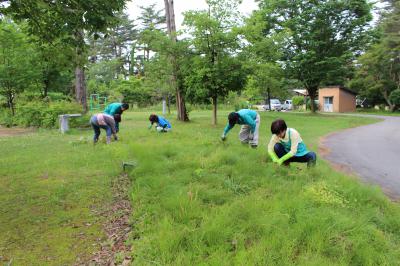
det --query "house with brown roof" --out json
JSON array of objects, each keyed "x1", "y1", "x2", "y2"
[{"x1": 318, "y1": 86, "x2": 357, "y2": 112}]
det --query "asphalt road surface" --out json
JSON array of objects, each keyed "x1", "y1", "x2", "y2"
[{"x1": 321, "y1": 114, "x2": 400, "y2": 199}]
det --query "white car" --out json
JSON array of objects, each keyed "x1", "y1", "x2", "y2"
[
  {"x1": 263, "y1": 99, "x2": 282, "y2": 111},
  {"x1": 282, "y1": 100, "x2": 293, "y2": 110}
]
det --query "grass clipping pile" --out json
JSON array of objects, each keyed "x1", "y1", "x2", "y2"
[{"x1": 86, "y1": 173, "x2": 133, "y2": 266}]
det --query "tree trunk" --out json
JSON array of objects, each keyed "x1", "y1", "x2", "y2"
[
  {"x1": 43, "y1": 78, "x2": 49, "y2": 98},
  {"x1": 307, "y1": 86, "x2": 318, "y2": 113},
  {"x1": 167, "y1": 94, "x2": 171, "y2": 114},
  {"x1": 162, "y1": 96, "x2": 167, "y2": 115},
  {"x1": 7, "y1": 91, "x2": 15, "y2": 116},
  {"x1": 74, "y1": 30, "x2": 88, "y2": 113},
  {"x1": 212, "y1": 96, "x2": 217, "y2": 125},
  {"x1": 75, "y1": 66, "x2": 88, "y2": 113},
  {"x1": 164, "y1": 0, "x2": 189, "y2": 121},
  {"x1": 382, "y1": 88, "x2": 395, "y2": 112}
]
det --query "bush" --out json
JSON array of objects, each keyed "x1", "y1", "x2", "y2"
[
  {"x1": 292, "y1": 96, "x2": 304, "y2": 109},
  {"x1": 292, "y1": 96, "x2": 305, "y2": 107},
  {"x1": 0, "y1": 109, "x2": 15, "y2": 127},
  {"x1": 5, "y1": 100, "x2": 84, "y2": 128}
]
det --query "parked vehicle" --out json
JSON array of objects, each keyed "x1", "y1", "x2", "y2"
[
  {"x1": 282, "y1": 100, "x2": 293, "y2": 110},
  {"x1": 263, "y1": 99, "x2": 282, "y2": 111}
]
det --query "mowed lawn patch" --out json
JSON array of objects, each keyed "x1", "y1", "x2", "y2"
[{"x1": 1, "y1": 110, "x2": 399, "y2": 265}]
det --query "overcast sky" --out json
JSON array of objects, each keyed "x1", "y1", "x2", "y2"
[{"x1": 125, "y1": 0, "x2": 258, "y2": 29}]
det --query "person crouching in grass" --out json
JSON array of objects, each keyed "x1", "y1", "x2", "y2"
[
  {"x1": 90, "y1": 113, "x2": 118, "y2": 144},
  {"x1": 148, "y1": 114, "x2": 172, "y2": 132},
  {"x1": 221, "y1": 109, "x2": 260, "y2": 148},
  {"x1": 268, "y1": 119, "x2": 316, "y2": 167}
]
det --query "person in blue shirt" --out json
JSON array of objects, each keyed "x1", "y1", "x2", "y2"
[
  {"x1": 221, "y1": 109, "x2": 260, "y2": 148},
  {"x1": 148, "y1": 114, "x2": 172, "y2": 132},
  {"x1": 103, "y1": 102, "x2": 129, "y2": 132}
]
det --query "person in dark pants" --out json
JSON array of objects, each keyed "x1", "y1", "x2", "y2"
[
  {"x1": 103, "y1": 102, "x2": 129, "y2": 132},
  {"x1": 90, "y1": 113, "x2": 118, "y2": 144},
  {"x1": 268, "y1": 119, "x2": 316, "y2": 167}
]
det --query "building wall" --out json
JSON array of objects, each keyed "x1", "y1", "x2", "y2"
[
  {"x1": 338, "y1": 89, "x2": 356, "y2": 112},
  {"x1": 318, "y1": 88, "x2": 340, "y2": 112},
  {"x1": 318, "y1": 87, "x2": 356, "y2": 112}
]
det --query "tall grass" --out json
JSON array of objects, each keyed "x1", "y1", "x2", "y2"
[
  {"x1": 1, "y1": 110, "x2": 399, "y2": 265},
  {"x1": 126, "y1": 111, "x2": 400, "y2": 265}
]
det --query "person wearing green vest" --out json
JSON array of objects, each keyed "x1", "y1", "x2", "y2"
[
  {"x1": 103, "y1": 102, "x2": 129, "y2": 132},
  {"x1": 268, "y1": 119, "x2": 316, "y2": 167},
  {"x1": 221, "y1": 109, "x2": 260, "y2": 148}
]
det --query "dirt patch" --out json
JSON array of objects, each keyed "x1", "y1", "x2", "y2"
[
  {"x1": 78, "y1": 173, "x2": 133, "y2": 266},
  {"x1": 0, "y1": 126, "x2": 34, "y2": 137}
]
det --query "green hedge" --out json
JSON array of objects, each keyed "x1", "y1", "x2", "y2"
[{"x1": 0, "y1": 100, "x2": 89, "y2": 128}]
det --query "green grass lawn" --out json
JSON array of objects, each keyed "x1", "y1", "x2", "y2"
[
  {"x1": 1, "y1": 110, "x2": 400, "y2": 265},
  {"x1": 355, "y1": 108, "x2": 400, "y2": 116}
]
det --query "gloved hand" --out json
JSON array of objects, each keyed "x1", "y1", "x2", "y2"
[
  {"x1": 221, "y1": 134, "x2": 226, "y2": 141},
  {"x1": 114, "y1": 134, "x2": 118, "y2": 141},
  {"x1": 248, "y1": 133, "x2": 254, "y2": 140},
  {"x1": 268, "y1": 151, "x2": 279, "y2": 163},
  {"x1": 277, "y1": 153, "x2": 293, "y2": 166}
]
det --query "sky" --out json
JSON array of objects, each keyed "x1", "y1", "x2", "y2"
[{"x1": 125, "y1": 0, "x2": 259, "y2": 29}]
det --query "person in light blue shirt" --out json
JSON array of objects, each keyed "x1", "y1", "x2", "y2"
[
  {"x1": 148, "y1": 114, "x2": 172, "y2": 132},
  {"x1": 221, "y1": 109, "x2": 260, "y2": 148}
]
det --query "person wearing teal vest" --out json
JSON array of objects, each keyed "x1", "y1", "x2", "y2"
[
  {"x1": 103, "y1": 102, "x2": 129, "y2": 132},
  {"x1": 268, "y1": 119, "x2": 316, "y2": 167},
  {"x1": 221, "y1": 109, "x2": 260, "y2": 148}
]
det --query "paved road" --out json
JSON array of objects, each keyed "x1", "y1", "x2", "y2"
[{"x1": 321, "y1": 114, "x2": 400, "y2": 199}]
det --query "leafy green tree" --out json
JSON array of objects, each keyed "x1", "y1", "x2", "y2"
[
  {"x1": 35, "y1": 41, "x2": 74, "y2": 98},
  {"x1": 183, "y1": 0, "x2": 245, "y2": 124},
  {"x1": 349, "y1": 1, "x2": 400, "y2": 110},
  {"x1": 243, "y1": 63, "x2": 283, "y2": 104},
  {"x1": 3, "y1": 0, "x2": 126, "y2": 112},
  {"x1": 138, "y1": 3, "x2": 166, "y2": 63},
  {"x1": 256, "y1": 0, "x2": 373, "y2": 112},
  {"x1": 88, "y1": 11, "x2": 138, "y2": 78},
  {"x1": 113, "y1": 77, "x2": 151, "y2": 107},
  {"x1": 143, "y1": 54, "x2": 174, "y2": 113},
  {"x1": 0, "y1": 20, "x2": 41, "y2": 115}
]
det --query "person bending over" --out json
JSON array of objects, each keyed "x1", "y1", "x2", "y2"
[{"x1": 221, "y1": 109, "x2": 260, "y2": 148}]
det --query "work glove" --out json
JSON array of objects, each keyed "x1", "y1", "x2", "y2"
[
  {"x1": 277, "y1": 153, "x2": 293, "y2": 166},
  {"x1": 268, "y1": 151, "x2": 279, "y2": 163},
  {"x1": 221, "y1": 134, "x2": 226, "y2": 141},
  {"x1": 114, "y1": 134, "x2": 118, "y2": 141}
]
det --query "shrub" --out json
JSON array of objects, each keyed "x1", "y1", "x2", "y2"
[
  {"x1": 292, "y1": 96, "x2": 305, "y2": 107},
  {"x1": 0, "y1": 109, "x2": 15, "y2": 127},
  {"x1": 5, "y1": 100, "x2": 84, "y2": 128}
]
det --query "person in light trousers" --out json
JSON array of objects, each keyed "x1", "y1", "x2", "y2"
[{"x1": 221, "y1": 109, "x2": 260, "y2": 148}]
